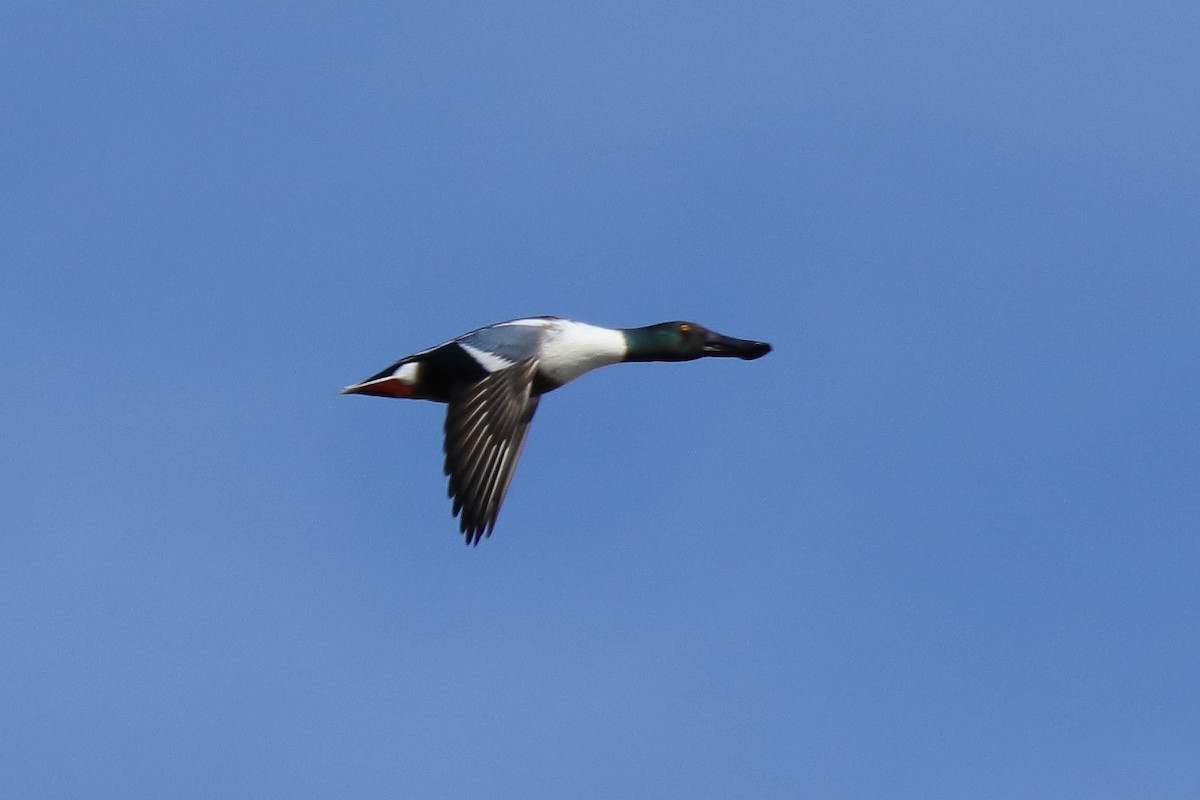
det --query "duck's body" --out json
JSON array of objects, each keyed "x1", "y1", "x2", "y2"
[{"x1": 343, "y1": 317, "x2": 771, "y2": 544}]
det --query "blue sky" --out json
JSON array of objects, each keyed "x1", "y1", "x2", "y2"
[{"x1": 2, "y1": 3, "x2": 1198, "y2": 797}]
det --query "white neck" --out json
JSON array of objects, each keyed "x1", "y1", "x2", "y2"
[{"x1": 537, "y1": 321, "x2": 627, "y2": 385}]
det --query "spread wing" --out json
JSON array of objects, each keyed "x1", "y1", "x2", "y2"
[{"x1": 442, "y1": 359, "x2": 541, "y2": 545}]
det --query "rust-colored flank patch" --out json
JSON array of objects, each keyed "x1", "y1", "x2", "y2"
[{"x1": 344, "y1": 377, "x2": 415, "y2": 398}]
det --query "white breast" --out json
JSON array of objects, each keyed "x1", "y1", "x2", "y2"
[{"x1": 536, "y1": 320, "x2": 628, "y2": 385}]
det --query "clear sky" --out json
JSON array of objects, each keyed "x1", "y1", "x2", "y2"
[{"x1": 3, "y1": 3, "x2": 1198, "y2": 798}]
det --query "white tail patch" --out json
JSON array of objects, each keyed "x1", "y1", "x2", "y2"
[
  {"x1": 392, "y1": 362, "x2": 420, "y2": 384},
  {"x1": 341, "y1": 361, "x2": 422, "y2": 397}
]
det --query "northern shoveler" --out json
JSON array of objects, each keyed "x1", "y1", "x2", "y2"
[{"x1": 343, "y1": 317, "x2": 771, "y2": 544}]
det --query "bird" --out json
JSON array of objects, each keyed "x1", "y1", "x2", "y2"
[{"x1": 342, "y1": 316, "x2": 772, "y2": 544}]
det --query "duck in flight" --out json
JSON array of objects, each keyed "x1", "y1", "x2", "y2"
[{"x1": 343, "y1": 317, "x2": 772, "y2": 544}]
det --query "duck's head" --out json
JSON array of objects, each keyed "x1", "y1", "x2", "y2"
[{"x1": 622, "y1": 321, "x2": 772, "y2": 363}]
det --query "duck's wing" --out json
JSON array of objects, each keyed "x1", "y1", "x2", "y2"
[{"x1": 442, "y1": 358, "x2": 541, "y2": 545}]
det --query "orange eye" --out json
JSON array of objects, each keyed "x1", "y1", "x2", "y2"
[{"x1": 679, "y1": 323, "x2": 691, "y2": 332}]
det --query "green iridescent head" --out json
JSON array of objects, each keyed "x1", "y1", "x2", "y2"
[{"x1": 622, "y1": 321, "x2": 772, "y2": 363}]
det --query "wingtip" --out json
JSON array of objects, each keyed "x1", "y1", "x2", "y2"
[{"x1": 458, "y1": 520, "x2": 493, "y2": 546}]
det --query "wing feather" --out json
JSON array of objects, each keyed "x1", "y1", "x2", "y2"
[{"x1": 442, "y1": 359, "x2": 540, "y2": 544}]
